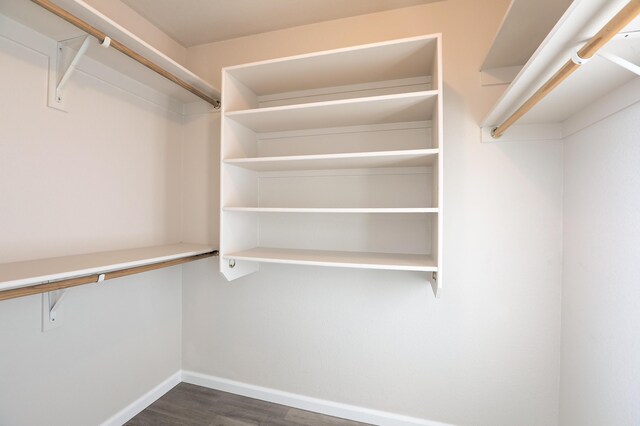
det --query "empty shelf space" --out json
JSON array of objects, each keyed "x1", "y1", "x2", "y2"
[
  {"x1": 224, "y1": 91, "x2": 437, "y2": 132},
  {"x1": 0, "y1": 243, "x2": 216, "y2": 292},
  {"x1": 225, "y1": 247, "x2": 437, "y2": 272},
  {"x1": 225, "y1": 35, "x2": 438, "y2": 96},
  {"x1": 223, "y1": 207, "x2": 438, "y2": 213},
  {"x1": 224, "y1": 149, "x2": 438, "y2": 171}
]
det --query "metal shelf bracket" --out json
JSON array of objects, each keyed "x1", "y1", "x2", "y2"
[
  {"x1": 48, "y1": 35, "x2": 112, "y2": 111},
  {"x1": 597, "y1": 51, "x2": 640, "y2": 77},
  {"x1": 55, "y1": 35, "x2": 91, "y2": 104},
  {"x1": 41, "y1": 288, "x2": 67, "y2": 331}
]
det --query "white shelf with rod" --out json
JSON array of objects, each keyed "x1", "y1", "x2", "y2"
[
  {"x1": 220, "y1": 35, "x2": 443, "y2": 295},
  {"x1": 0, "y1": 243, "x2": 217, "y2": 301},
  {"x1": 482, "y1": 0, "x2": 640, "y2": 142},
  {"x1": 0, "y1": 0, "x2": 220, "y2": 110}
]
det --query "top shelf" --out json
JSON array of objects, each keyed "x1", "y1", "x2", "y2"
[
  {"x1": 225, "y1": 35, "x2": 439, "y2": 97},
  {"x1": 0, "y1": 0, "x2": 220, "y2": 105},
  {"x1": 222, "y1": 34, "x2": 441, "y2": 112}
]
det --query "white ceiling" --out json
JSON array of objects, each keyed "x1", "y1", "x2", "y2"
[{"x1": 121, "y1": 0, "x2": 442, "y2": 47}]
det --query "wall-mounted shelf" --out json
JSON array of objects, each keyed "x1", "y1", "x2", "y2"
[
  {"x1": 0, "y1": 0, "x2": 219, "y2": 108},
  {"x1": 223, "y1": 207, "x2": 439, "y2": 213},
  {"x1": 224, "y1": 247, "x2": 437, "y2": 272},
  {"x1": 0, "y1": 243, "x2": 216, "y2": 300},
  {"x1": 220, "y1": 35, "x2": 443, "y2": 295},
  {"x1": 225, "y1": 92, "x2": 437, "y2": 133},
  {"x1": 224, "y1": 149, "x2": 438, "y2": 172},
  {"x1": 482, "y1": 0, "x2": 640, "y2": 141}
]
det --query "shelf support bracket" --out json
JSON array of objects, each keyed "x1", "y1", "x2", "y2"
[
  {"x1": 597, "y1": 52, "x2": 640, "y2": 77},
  {"x1": 55, "y1": 35, "x2": 92, "y2": 104},
  {"x1": 48, "y1": 289, "x2": 67, "y2": 323},
  {"x1": 430, "y1": 272, "x2": 441, "y2": 298},
  {"x1": 41, "y1": 288, "x2": 67, "y2": 331}
]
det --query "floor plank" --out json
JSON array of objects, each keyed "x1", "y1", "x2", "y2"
[{"x1": 126, "y1": 383, "x2": 371, "y2": 426}]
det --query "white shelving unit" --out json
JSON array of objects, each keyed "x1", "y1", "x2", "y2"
[{"x1": 220, "y1": 35, "x2": 444, "y2": 295}]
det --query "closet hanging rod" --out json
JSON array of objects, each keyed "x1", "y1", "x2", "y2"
[
  {"x1": 491, "y1": 0, "x2": 640, "y2": 138},
  {"x1": 30, "y1": 0, "x2": 221, "y2": 108},
  {"x1": 0, "y1": 250, "x2": 218, "y2": 302}
]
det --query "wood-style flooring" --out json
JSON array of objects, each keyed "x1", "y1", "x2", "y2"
[{"x1": 126, "y1": 382, "x2": 371, "y2": 426}]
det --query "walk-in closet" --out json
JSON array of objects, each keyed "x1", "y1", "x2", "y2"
[{"x1": 1, "y1": 0, "x2": 639, "y2": 425}]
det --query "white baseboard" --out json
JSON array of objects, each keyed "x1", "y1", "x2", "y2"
[
  {"x1": 100, "y1": 370, "x2": 182, "y2": 426},
  {"x1": 182, "y1": 370, "x2": 455, "y2": 426}
]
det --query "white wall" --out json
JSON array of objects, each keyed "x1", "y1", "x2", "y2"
[
  {"x1": 0, "y1": 20, "x2": 184, "y2": 426},
  {"x1": 182, "y1": 1, "x2": 564, "y2": 425},
  {"x1": 560, "y1": 101, "x2": 640, "y2": 425},
  {"x1": 83, "y1": 0, "x2": 188, "y2": 65}
]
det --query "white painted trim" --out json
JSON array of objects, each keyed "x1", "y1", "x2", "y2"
[
  {"x1": 258, "y1": 166, "x2": 433, "y2": 178},
  {"x1": 562, "y1": 77, "x2": 640, "y2": 137},
  {"x1": 100, "y1": 370, "x2": 182, "y2": 426},
  {"x1": 258, "y1": 121, "x2": 432, "y2": 141},
  {"x1": 258, "y1": 76, "x2": 431, "y2": 104},
  {"x1": 480, "y1": 65, "x2": 523, "y2": 86},
  {"x1": 486, "y1": 77, "x2": 640, "y2": 142},
  {"x1": 481, "y1": 123, "x2": 563, "y2": 143},
  {"x1": 182, "y1": 370, "x2": 456, "y2": 426},
  {"x1": 183, "y1": 100, "x2": 220, "y2": 116}
]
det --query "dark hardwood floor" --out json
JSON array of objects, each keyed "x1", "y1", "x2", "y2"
[{"x1": 126, "y1": 382, "x2": 371, "y2": 426}]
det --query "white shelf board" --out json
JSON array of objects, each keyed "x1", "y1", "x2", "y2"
[
  {"x1": 0, "y1": 0, "x2": 219, "y2": 104},
  {"x1": 224, "y1": 247, "x2": 437, "y2": 272},
  {"x1": 224, "y1": 35, "x2": 438, "y2": 96},
  {"x1": 483, "y1": 0, "x2": 640, "y2": 130},
  {"x1": 225, "y1": 91, "x2": 437, "y2": 133},
  {"x1": 223, "y1": 207, "x2": 439, "y2": 213},
  {"x1": 224, "y1": 149, "x2": 438, "y2": 172},
  {"x1": 481, "y1": 0, "x2": 573, "y2": 70},
  {"x1": 0, "y1": 243, "x2": 215, "y2": 292}
]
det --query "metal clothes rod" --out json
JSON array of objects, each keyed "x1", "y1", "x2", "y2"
[
  {"x1": 491, "y1": 0, "x2": 640, "y2": 138},
  {"x1": 0, "y1": 251, "x2": 218, "y2": 302},
  {"x1": 31, "y1": 0, "x2": 221, "y2": 108}
]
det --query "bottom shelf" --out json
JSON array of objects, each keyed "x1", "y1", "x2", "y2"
[
  {"x1": 224, "y1": 247, "x2": 436, "y2": 272},
  {"x1": 0, "y1": 243, "x2": 217, "y2": 292}
]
